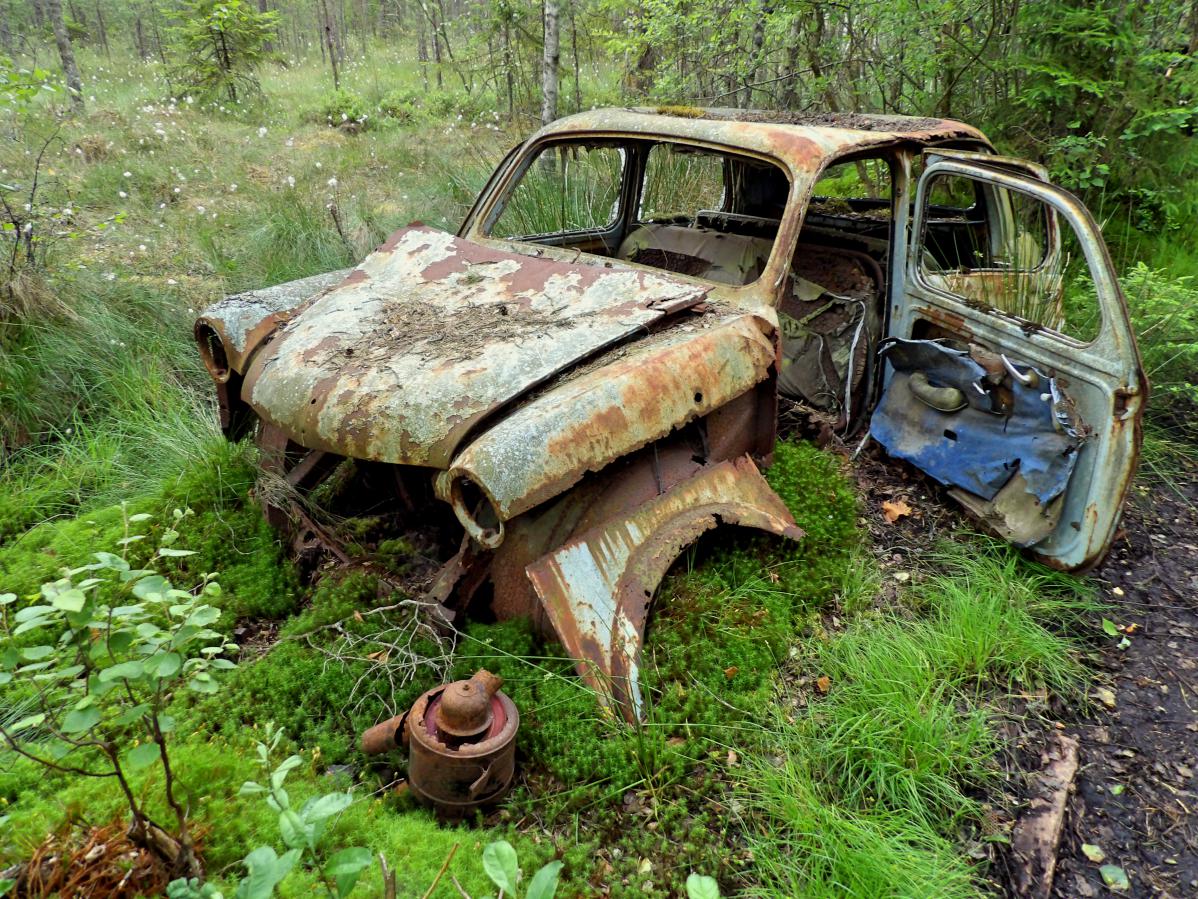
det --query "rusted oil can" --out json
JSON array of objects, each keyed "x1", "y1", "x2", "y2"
[{"x1": 360, "y1": 669, "x2": 518, "y2": 817}]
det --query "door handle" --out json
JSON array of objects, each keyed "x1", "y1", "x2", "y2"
[{"x1": 1001, "y1": 354, "x2": 1039, "y2": 388}]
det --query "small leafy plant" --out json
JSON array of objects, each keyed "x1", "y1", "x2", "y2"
[
  {"x1": 232, "y1": 722, "x2": 372, "y2": 898},
  {"x1": 0, "y1": 506, "x2": 236, "y2": 879},
  {"x1": 481, "y1": 840, "x2": 563, "y2": 899}
]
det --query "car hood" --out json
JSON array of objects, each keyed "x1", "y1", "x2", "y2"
[{"x1": 242, "y1": 225, "x2": 710, "y2": 467}]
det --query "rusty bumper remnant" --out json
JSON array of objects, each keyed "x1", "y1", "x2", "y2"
[
  {"x1": 360, "y1": 670, "x2": 519, "y2": 817},
  {"x1": 527, "y1": 455, "x2": 803, "y2": 719}
]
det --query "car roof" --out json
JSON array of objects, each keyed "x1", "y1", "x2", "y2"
[{"x1": 534, "y1": 106, "x2": 990, "y2": 176}]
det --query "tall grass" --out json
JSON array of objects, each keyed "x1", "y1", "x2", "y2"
[{"x1": 746, "y1": 541, "x2": 1093, "y2": 897}]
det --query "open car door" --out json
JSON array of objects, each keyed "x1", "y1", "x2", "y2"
[{"x1": 871, "y1": 152, "x2": 1147, "y2": 571}]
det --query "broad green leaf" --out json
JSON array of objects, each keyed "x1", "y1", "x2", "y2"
[
  {"x1": 1101, "y1": 618, "x2": 1119, "y2": 637},
  {"x1": 0, "y1": 876, "x2": 15, "y2": 896},
  {"x1": 14, "y1": 605, "x2": 54, "y2": 623},
  {"x1": 106, "y1": 631, "x2": 136, "y2": 654},
  {"x1": 158, "y1": 548, "x2": 197, "y2": 558},
  {"x1": 235, "y1": 846, "x2": 301, "y2": 899},
  {"x1": 209, "y1": 658, "x2": 236, "y2": 670},
  {"x1": 100, "y1": 660, "x2": 144, "y2": 682},
  {"x1": 267, "y1": 786, "x2": 290, "y2": 812},
  {"x1": 0, "y1": 593, "x2": 16, "y2": 605},
  {"x1": 527, "y1": 860, "x2": 564, "y2": 899},
  {"x1": 186, "y1": 607, "x2": 221, "y2": 628},
  {"x1": 483, "y1": 841, "x2": 520, "y2": 896},
  {"x1": 147, "y1": 652, "x2": 182, "y2": 679},
  {"x1": 125, "y1": 742, "x2": 161, "y2": 772},
  {"x1": 132, "y1": 575, "x2": 169, "y2": 600},
  {"x1": 12, "y1": 618, "x2": 51, "y2": 636},
  {"x1": 113, "y1": 703, "x2": 151, "y2": 726},
  {"x1": 21, "y1": 645, "x2": 54, "y2": 661},
  {"x1": 325, "y1": 846, "x2": 373, "y2": 897},
  {"x1": 277, "y1": 808, "x2": 310, "y2": 850},
  {"x1": 238, "y1": 781, "x2": 267, "y2": 795},
  {"x1": 127, "y1": 513, "x2": 152, "y2": 522},
  {"x1": 62, "y1": 706, "x2": 102, "y2": 734},
  {"x1": 93, "y1": 552, "x2": 129, "y2": 570},
  {"x1": 158, "y1": 714, "x2": 176, "y2": 733},
  {"x1": 1100, "y1": 864, "x2": 1130, "y2": 891},
  {"x1": 0, "y1": 646, "x2": 18, "y2": 670},
  {"x1": 270, "y1": 754, "x2": 303, "y2": 790},
  {"x1": 52, "y1": 589, "x2": 87, "y2": 613},
  {"x1": 0, "y1": 673, "x2": 11, "y2": 686},
  {"x1": 188, "y1": 673, "x2": 219, "y2": 694},
  {"x1": 9, "y1": 713, "x2": 45, "y2": 734},
  {"x1": 686, "y1": 873, "x2": 721, "y2": 899},
  {"x1": 301, "y1": 790, "x2": 352, "y2": 823}
]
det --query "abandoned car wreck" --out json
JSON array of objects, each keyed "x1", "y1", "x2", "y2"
[{"x1": 195, "y1": 107, "x2": 1146, "y2": 721}]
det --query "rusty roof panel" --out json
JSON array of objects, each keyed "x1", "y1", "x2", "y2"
[
  {"x1": 242, "y1": 225, "x2": 710, "y2": 467},
  {"x1": 534, "y1": 108, "x2": 989, "y2": 177}
]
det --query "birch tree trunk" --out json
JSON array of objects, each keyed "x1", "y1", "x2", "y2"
[
  {"x1": 541, "y1": 0, "x2": 560, "y2": 126},
  {"x1": 46, "y1": 0, "x2": 83, "y2": 113}
]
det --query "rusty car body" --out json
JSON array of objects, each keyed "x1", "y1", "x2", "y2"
[{"x1": 196, "y1": 108, "x2": 1146, "y2": 720}]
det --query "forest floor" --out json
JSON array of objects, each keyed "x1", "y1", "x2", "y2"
[
  {"x1": 853, "y1": 446, "x2": 1198, "y2": 899},
  {"x1": 1052, "y1": 473, "x2": 1198, "y2": 898}
]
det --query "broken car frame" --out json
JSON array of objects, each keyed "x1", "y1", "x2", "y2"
[{"x1": 197, "y1": 108, "x2": 1146, "y2": 721}]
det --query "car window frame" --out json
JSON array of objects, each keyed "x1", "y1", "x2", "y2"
[{"x1": 472, "y1": 132, "x2": 798, "y2": 296}]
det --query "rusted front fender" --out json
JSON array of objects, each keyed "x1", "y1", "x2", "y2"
[
  {"x1": 523, "y1": 454, "x2": 802, "y2": 721},
  {"x1": 435, "y1": 311, "x2": 777, "y2": 544},
  {"x1": 195, "y1": 269, "x2": 350, "y2": 381}
]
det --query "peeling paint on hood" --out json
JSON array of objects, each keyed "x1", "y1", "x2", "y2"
[{"x1": 242, "y1": 225, "x2": 710, "y2": 467}]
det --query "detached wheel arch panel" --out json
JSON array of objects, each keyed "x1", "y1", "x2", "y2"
[{"x1": 524, "y1": 454, "x2": 803, "y2": 721}]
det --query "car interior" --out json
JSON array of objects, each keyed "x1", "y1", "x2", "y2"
[{"x1": 485, "y1": 138, "x2": 898, "y2": 430}]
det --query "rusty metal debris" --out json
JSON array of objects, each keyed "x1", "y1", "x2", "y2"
[
  {"x1": 359, "y1": 669, "x2": 519, "y2": 817},
  {"x1": 197, "y1": 107, "x2": 1146, "y2": 723}
]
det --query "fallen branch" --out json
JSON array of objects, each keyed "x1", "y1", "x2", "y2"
[{"x1": 1009, "y1": 732, "x2": 1080, "y2": 898}]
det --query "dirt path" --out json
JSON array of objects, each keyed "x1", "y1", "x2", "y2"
[{"x1": 1051, "y1": 474, "x2": 1198, "y2": 898}]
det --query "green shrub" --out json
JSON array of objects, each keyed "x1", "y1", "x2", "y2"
[
  {"x1": 316, "y1": 89, "x2": 374, "y2": 130},
  {"x1": 378, "y1": 89, "x2": 419, "y2": 123}
]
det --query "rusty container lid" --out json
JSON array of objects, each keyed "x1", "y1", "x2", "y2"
[{"x1": 431, "y1": 669, "x2": 503, "y2": 741}]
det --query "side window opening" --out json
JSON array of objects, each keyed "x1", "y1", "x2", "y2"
[
  {"x1": 917, "y1": 172, "x2": 1100, "y2": 342},
  {"x1": 489, "y1": 143, "x2": 626, "y2": 241}
]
